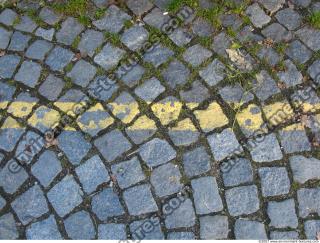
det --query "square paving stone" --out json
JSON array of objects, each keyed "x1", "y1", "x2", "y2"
[
  {"x1": 164, "y1": 198, "x2": 196, "y2": 229},
  {"x1": 245, "y1": 3, "x2": 271, "y2": 28},
  {"x1": 275, "y1": 8, "x2": 301, "y2": 30},
  {"x1": 54, "y1": 89, "x2": 89, "y2": 113},
  {"x1": 31, "y1": 150, "x2": 62, "y2": 188},
  {"x1": 111, "y1": 156, "x2": 145, "y2": 189},
  {"x1": 94, "y1": 43, "x2": 125, "y2": 70},
  {"x1": 308, "y1": 60, "x2": 320, "y2": 83},
  {"x1": 183, "y1": 44, "x2": 212, "y2": 67},
  {"x1": 296, "y1": 26, "x2": 320, "y2": 51},
  {"x1": 192, "y1": 176, "x2": 223, "y2": 214},
  {"x1": 123, "y1": 184, "x2": 158, "y2": 216},
  {"x1": 286, "y1": 40, "x2": 312, "y2": 64},
  {"x1": 258, "y1": 167, "x2": 290, "y2": 197},
  {"x1": 261, "y1": 23, "x2": 292, "y2": 43},
  {"x1": 279, "y1": 124, "x2": 311, "y2": 153},
  {"x1": 290, "y1": 155, "x2": 320, "y2": 183},
  {"x1": 249, "y1": 133, "x2": 283, "y2": 162},
  {"x1": 11, "y1": 185, "x2": 49, "y2": 225},
  {"x1": 91, "y1": 188, "x2": 124, "y2": 220},
  {"x1": 121, "y1": 25, "x2": 149, "y2": 51},
  {"x1": 200, "y1": 215, "x2": 229, "y2": 239},
  {"x1": 56, "y1": 17, "x2": 84, "y2": 45},
  {"x1": 225, "y1": 185, "x2": 260, "y2": 216},
  {"x1": 107, "y1": 91, "x2": 139, "y2": 124},
  {"x1": 94, "y1": 130, "x2": 132, "y2": 162},
  {"x1": 257, "y1": 47, "x2": 280, "y2": 66},
  {"x1": 8, "y1": 31, "x2": 31, "y2": 52},
  {"x1": 219, "y1": 83, "x2": 254, "y2": 105},
  {"x1": 39, "y1": 7, "x2": 61, "y2": 25},
  {"x1": 78, "y1": 29, "x2": 104, "y2": 57},
  {"x1": 39, "y1": 74, "x2": 65, "y2": 101},
  {"x1": 237, "y1": 25, "x2": 264, "y2": 43},
  {"x1": 98, "y1": 224, "x2": 126, "y2": 240},
  {"x1": 199, "y1": 59, "x2": 225, "y2": 86},
  {"x1": 180, "y1": 80, "x2": 210, "y2": 109},
  {"x1": 143, "y1": 7, "x2": 170, "y2": 30},
  {"x1": 125, "y1": 115, "x2": 157, "y2": 144},
  {"x1": 135, "y1": 77, "x2": 165, "y2": 102},
  {"x1": 14, "y1": 15, "x2": 37, "y2": 33},
  {"x1": 35, "y1": 27, "x2": 55, "y2": 41},
  {"x1": 14, "y1": 131, "x2": 41, "y2": 163},
  {"x1": 192, "y1": 17, "x2": 214, "y2": 37},
  {"x1": 139, "y1": 138, "x2": 176, "y2": 167},
  {"x1": 220, "y1": 13, "x2": 242, "y2": 30},
  {"x1": 183, "y1": 146, "x2": 211, "y2": 177},
  {"x1": 15, "y1": 61, "x2": 42, "y2": 88},
  {"x1": 0, "y1": 27, "x2": 12, "y2": 49},
  {"x1": 76, "y1": 155, "x2": 110, "y2": 194},
  {"x1": 118, "y1": 64, "x2": 145, "y2": 87},
  {"x1": 143, "y1": 44, "x2": 174, "y2": 67},
  {"x1": 7, "y1": 92, "x2": 37, "y2": 118},
  {"x1": 151, "y1": 163, "x2": 183, "y2": 197},
  {"x1": 267, "y1": 199, "x2": 298, "y2": 228},
  {"x1": 45, "y1": 46, "x2": 74, "y2": 72},
  {"x1": 167, "y1": 232, "x2": 195, "y2": 240},
  {"x1": 0, "y1": 9, "x2": 18, "y2": 26},
  {"x1": 88, "y1": 75, "x2": 119, "y2": 101},
  {"x1": 67, "y1": 60, "x2": 96, "y2": 87},
  {"x1": 64, "y1": 211, "x2": 95, "y2": 240},
  {"x1": 234, "y1": 219, "x2": 267, "y2": 239},
  {"x1": 0, "y1": 160, "x2": 28, "y2": 194},
  {"x1": 212, "y1": 32, "x2": 232, "y2": 58},
  {"x1": 58, "y1": 131, "x2": 92, "y2": 165},
  {"x1": 92, "y1": 0, "x2": 110, "y2": 8},
  {"x1": 222, "y1": 158, "x2": 253, "y2": 187},
  {"x1": 77, "y1": 103, "x2": 114, "y2": 136},
  {"x1": 162, "y1": 59, "x2": 190, "y2": 89},
  {"x1": 0, "y1": 81, "x2": 16, "y2": 109},
  {"x1": 168, "y1": 118, "x2": 200, "y2": 146},
  {"x1": 169, "y1": 28, "x2": 193, "y2": 47},
  {"x1": 297, "y1": 188, "x2": 320, "y2": 218},
  {"x1": 28, "y1": 106, "x2": 60, "y2": 133},
  {"x1": 0, "y1": 213, "x2": 19, "y2": 239},
  {"x1": 304, "y1": 220, "x2": 320, "y2": 239},
  {"x1": 126, "y1": 0, "x2": 153, "y2": 15},
  {"x1": 26, "y1": 40, "x2": 53, "y2": 61},
  {"x1": 253, "y1": 70, "x2": 280, "y2": 101},
  {"x1": 47, "y1": 175, "x2": 83, "y2": 217},
  {"x1": 208, "y1": 128, "x2": 243, "y2": 161},
  {"x1": 270, "y1": 231, "x2": 299, "y2": 239},
  {"x1": 93, "y1": 5, "x2": 131, "y2": 33},
  {"x1": 130, "y1": 217, "x2": 164, "y2": 240},
  {"x1": 0, "y1": 117, "x2": 25, "y2": 152},
  {"x1": 26, "y1": 215, "x2": 62, "y2": 239}
]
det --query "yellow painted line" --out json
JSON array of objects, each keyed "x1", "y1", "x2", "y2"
[{"x1": 0, "y1": 101, "x2": 318, "y2": 133}]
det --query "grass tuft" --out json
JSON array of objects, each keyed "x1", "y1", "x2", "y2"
[{"x1": 308, "y1": 11, "x2": 320, "y2": 29}]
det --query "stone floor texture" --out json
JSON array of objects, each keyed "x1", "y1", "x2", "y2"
[{"x1": 0, "y1": 0, "x2": 320, "y2": 240}]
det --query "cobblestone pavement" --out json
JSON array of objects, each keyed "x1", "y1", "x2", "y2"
[{"x1": 1, "y1": 0, "x2": 320, "y2": 240}]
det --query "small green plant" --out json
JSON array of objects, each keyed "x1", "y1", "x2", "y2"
[
  {"x1": 94, "y1": 8, "x2": 106, "y2": 19},
  {"x1": 71, "y1": 36, "x2": 81, "y2": 49},
  {"x1": 167, "y1": 0, "x2": 199, "y2": 12},
  {"x1": 308, "y1": 11, "x2": 320, "y2": 29},
  {"x1": 104, "y1": 32, "x2": 121, "y2": 45}
]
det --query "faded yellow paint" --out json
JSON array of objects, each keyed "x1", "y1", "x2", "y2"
[
  {"x1": 262, "y1": 101, "x2": 294, "y2": 127},
  {"x1": 7, "y1": 101, "x2": 37, "y2": 118},
  {"x1": 77, "y1": 103, "x2": 114, "y2": 132},
  {"x1": 299, "y1": 102, "x2": 320, "y2": 113},
  {"x1": 236, "y1": 104, "x2": 266, "y2": 135},
  {"x1": 170, "y1": 118, "x2": 197, "y2": 131},
  {"x1": 27, "y1": 106, "x2": 61, "y2": 130},
  {"x1": 0, "y1": 101, "x2": 10, "y2": 110},
  {"x1": 151, "y1": 100, "x2": 182, "y2": 125},
  {"x1": 282, "y1": 123, "x2": 304, "y2": 132},
  {"x1": 108, "y1": 100, "x2": 140, "y2": 124},
  {"x1": 194, "y1": 102, "x2": 229, "y2": 132},
  {"x1": 126, "y1": 115, "x2": 157, "y2": 131},
  {"x1": 1, "y1": 117, "x2": 24, "y2": 129}
]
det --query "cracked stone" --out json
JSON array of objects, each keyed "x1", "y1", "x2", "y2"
[{"x1": 192, "y1": 176, "x2": 223, "y2": 214}]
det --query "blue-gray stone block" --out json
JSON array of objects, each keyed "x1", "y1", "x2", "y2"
[
  {"x1": 64, "y1": 211, "x2": 95, "y2": 239},
  {"x1": 26, "y1": 215, "x2": 62, "y2": 239}
]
